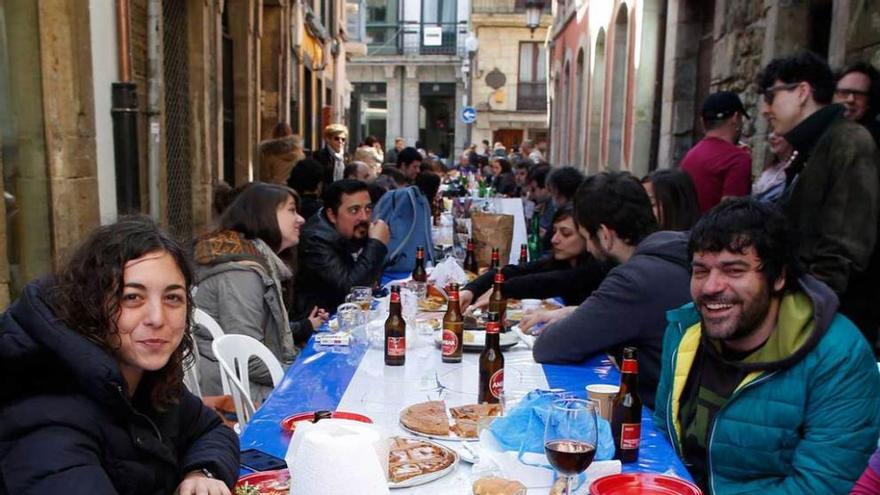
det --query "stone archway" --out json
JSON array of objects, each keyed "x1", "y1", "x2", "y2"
[
  {"x1": 588, "y1": 29, "x2": 606, "y2": 172},
  {"x1": 574, "y1": 49, "x2": 586, "y2": 169},
  {"x1": 608, "y1": 5, "x2": 629, "y2": 171}
]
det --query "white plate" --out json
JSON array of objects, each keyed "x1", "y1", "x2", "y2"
[
  {"x1": 399, "y1": 420, "x2": 480, "y2": 442},
  {"x1": 456, "y1": 442, "x2": 481, "y2": 464},
  {"x1": 388, "y1": 439, "x2": 460, "y2": 489}
]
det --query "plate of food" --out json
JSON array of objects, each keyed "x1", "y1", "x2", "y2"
[
  {"x1": 234, "y1": 469, "x2": 290, "y2": 495},
  {"x1": 399, "y1": 401, "x2": 501, "y2": 441},
  {"x1": 280, "y1": 410, "x2": 373, "y2": 433},
  {"x1": 418, "y1": 285, "x2": 448, "y2": 312},
  {"x1": 387, "y1": 436, "x2": 459, "y2": 488}
]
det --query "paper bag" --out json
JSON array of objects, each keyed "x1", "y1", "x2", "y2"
[{"x1": 472, "y1": 212, "x2": 514, "y2": 268}]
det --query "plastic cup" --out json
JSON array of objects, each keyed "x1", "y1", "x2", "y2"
[{"x1": 586, "y1": 384, "x2": 619, "y2": 421}]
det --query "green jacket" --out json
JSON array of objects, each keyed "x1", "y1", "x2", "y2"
[
  {"x1": 654, "y1": 276, "x2": 880, "y2": 494},
  {"x1": 783, "y1": 104, "x2": 880, "y2": 296}
]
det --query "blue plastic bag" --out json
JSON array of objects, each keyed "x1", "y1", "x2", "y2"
[{"x1": 488, "y1": 389, "x2": 615, "y2": 466}]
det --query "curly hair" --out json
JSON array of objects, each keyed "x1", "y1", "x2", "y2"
[
  {"x1": 47, "y1": 215, "x2": 195, "y2": 411},
  {"x1": 757, "y1": 51, "x2": 834, "y2": 105}
]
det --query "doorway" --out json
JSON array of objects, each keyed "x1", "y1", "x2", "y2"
[
  {"x1": 419, "y1": 83, "x2": 455, "y2": 158},
  {"x1": 493, "y1": 129, "x2": 524, "y2": 152}
]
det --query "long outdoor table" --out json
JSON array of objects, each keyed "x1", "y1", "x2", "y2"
[{"x1": 239, "y1": 321, "x2": 692, "y2": 493}]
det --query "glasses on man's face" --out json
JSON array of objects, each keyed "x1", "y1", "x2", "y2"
[
  {"x1": 834, "y1": 88, "x2": 870, "y2": 100},
  {"x1": 763, "y1": 82, "x2": 801, "y2": 105},
  {"x1": 332, "y1": 136, "x2": 347, "y2": 142}
]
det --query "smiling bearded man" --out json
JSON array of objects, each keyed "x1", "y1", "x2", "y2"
[{"x1": 654, "y1": 198, "x2": 880, "y2": 494}]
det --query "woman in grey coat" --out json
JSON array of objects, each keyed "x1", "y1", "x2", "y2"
[{"x1": 192, "y1": 183, "x2": 327, "y2": 401}]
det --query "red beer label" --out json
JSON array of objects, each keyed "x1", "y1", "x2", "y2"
[
  {"x1": 485, "y1": 321, "x2": 501, "y2": 334},
  {"x1": 621, "y1": 358, "x2": 638, "y2": 374},
  {"x1": 489, "y1": 369, "x2": 504, "y2": 399},
  {"x1": 387, "y1": 336, "x2": 405, "y2": 356},
  {"x1": 448, "y1": 289, "x2": 459, "y2": 301},
  {"x1": 620, "y1": 423, "x2": 641, "y2": 450},
  {"x1": 390, "y1": 292, "x2": 400, "y2": 303},
  {"x1": 442, "y1": 329, "x2": 459, "y2": 355},
  {"x1": 493, "y1": 272, "x2": 504, "y2": 283}
]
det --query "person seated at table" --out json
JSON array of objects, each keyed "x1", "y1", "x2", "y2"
[
  {"x1": 287, "y1": 157, "x2": 324, "y2": 220},
  {"x1": 459, "y1": 206, "x2": 610, "y2": 309},
  {"x1": 546, "y1": 165, "x2": 584, "y2": 210},
  {"x1": 523, "y1": 172, "x2": 692, "y2": 408},
  {"x1": 640, "y1": 169, "x2": 701, "y2": 231},
  {"x1": 294, "y1": 179, "x2": 390, "y2": 317},
  {"x1": 193, "y1": 183, "x2": 327, "y2": 400},
  {"x1": 344, "y1": 160, "x2": 374, "y2": 182},
  {"x1": 0, "y1": 216, "x2": 239, "y2": 494},
  {"x1": 488, "y1": 157, "x2": 517, "y2": 196},
  {"x1": 654, "y1": 198, "x2": 880, "y2": 493}
]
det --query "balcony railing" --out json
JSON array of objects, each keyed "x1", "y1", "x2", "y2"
[
  {"x1": 472, "y1": 0, "x2": 552, "y2": 14},
  {"x1": 517, "y1": 81, "x2": 547, "y2": 111},
  {"x1": 365, "y1": 21, "x2": 468, "y2": 57}
]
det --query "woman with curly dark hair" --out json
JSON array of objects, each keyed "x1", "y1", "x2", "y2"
[{"x1": 0, "y1": 216, "x2": 239, "y2": 494}]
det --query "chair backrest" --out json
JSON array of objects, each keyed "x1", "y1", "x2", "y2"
[
  {"x1": 192, "y1": 308, "x2": 229, "y2": 396},
  {"x1": 182, "y1": 351, "x2": 203, "y2": 397},
  {"x1": 212, "y1": 334, "x2": 285, "y2": 427}
]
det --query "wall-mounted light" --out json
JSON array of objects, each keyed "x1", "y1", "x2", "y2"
[{"x1": 525, "y1": 0, "x2": 545, "y2": 36}]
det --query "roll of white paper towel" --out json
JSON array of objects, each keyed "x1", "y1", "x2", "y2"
[{"x1": 286, "y1": 419, "x2": 390, "y2": 495}]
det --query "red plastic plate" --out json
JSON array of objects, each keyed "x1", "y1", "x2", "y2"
[
  {"x1": 590, "y1": 473, "x2": 702, "y2": 495},
  {"x1": 280, "y1": 411, "x2": 373, "y2": 432},
  {"x1": 235, "y1": 469, "x2": 290, "y2": 494}
]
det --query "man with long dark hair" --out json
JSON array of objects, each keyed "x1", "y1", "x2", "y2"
[{"x1": 655, "y1": 197, "x2": 880, "y2": 493}]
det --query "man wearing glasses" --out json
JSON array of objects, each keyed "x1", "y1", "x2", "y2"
[
  {"x1": 758, "y1": 52, "x2": 880, "y2": 356},
  {"x1": 314, "y1": 123, "x2": 350, "y2": 187},
  {"x1": 294, "y1": 179, "x2": 391, "y2": 317},
  {"x1": 833, "y1": 62, "x2": 880, "y2": 144}
]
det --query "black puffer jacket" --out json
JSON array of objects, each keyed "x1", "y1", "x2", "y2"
[
  {"x1": 294, "y1": 210, "x2": 388, "y2": 318},
  {"x1": 0, "y1": 282, "x2": 240, "y2": 494}
]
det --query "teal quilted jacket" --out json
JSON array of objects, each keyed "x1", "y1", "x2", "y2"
[{"x1": 654, "y1": 276, "x2": 880, "y2": 494}]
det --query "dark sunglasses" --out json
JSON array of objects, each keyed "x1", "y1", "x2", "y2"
[{"x1": 763, "y1": 82, "x2": 801, "y2": 104}]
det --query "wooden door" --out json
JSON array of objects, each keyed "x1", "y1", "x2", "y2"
[{"x1": 492, "y1": 129, "x2": 524, "y2": 153}]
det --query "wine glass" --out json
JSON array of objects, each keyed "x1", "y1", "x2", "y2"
[{"x1": 544, "y1": 398, "x2": 599, "y2": 495}]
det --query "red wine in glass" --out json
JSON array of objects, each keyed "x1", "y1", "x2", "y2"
[{"x1": 544, "y1": 440, "x2": 597, "y2": 476}]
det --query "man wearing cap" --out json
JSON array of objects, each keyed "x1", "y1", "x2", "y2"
[{"x1": 680, "y1": 91, "x2": 752, "y2": 213}]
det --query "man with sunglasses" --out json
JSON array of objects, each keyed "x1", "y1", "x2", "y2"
[
  {"x1": 758, "y1": 52, "x2": 880, "y2": 356},
  {"x1": 833, "y1": 62, "x2": 880, "y2": 144},
  {"x1": 313, "y1": 123, "x2": 350, "y2": 188}
]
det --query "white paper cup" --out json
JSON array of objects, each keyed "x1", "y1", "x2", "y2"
[{"x1": 586, "y1": 384, "x2": 619, "y2": 421}]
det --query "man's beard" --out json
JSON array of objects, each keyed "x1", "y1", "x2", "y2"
[
  {"x1": 351, "y1": 221, "x2": 370, "y2": 240},
  {"x1": 698, "y1": 284, "x2": 772, "y2": 343}
]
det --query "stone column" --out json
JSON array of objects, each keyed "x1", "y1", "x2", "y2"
[
  {"x1": 402, "y1": 65, "x2": 420, "y2": 145},
  {"x1": 228, "y1": 0, "x2": 257, "y2": 184},
  {"x1": 38, "y1": 0, "x2": 101, "y2": 267}
]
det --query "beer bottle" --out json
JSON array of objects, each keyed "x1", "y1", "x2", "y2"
[
  {"x1": 412, "y1": 246, "x2": 427, "y2": 283},
  {"x1": 610, "y1": 347, "x2": 642, "y2": 463},
  {"x1": 488, "y1": 271, "x2": 507, "y2": 329},
  {"x1": 384, "y1": 285, "x2": 406, "y2": 366},
  {"x1": 463, "y1": 238, "x2": 479, "y2": 274},
  {"x1": 442, "y1": 283, "x2": 464, "y2": 363},
  {"x1": 518, "y1": 243, "x2": 528, "y2": 266},
  {"x1": 478, "y1": 311, "x2": 504, "y2": 404},
  {"x1": 490, "y1": 247, "x2": 501, "y2": 271}
]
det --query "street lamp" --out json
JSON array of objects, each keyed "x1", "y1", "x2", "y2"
[{"x1": 525, "y1": 0, "x2": 545, "y2": 36}]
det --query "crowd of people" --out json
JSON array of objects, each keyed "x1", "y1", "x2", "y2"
[{"x1": 1, "y1": 50, "x2": 880, "y2": 494}]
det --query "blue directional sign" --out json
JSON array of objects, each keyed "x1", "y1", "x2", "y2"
[{"x1": 461, "y1": 106, "x2": 477, "y2": 124}]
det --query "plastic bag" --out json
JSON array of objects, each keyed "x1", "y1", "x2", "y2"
[{"x1": 489, "y1": 389, "x2": 615, "y2": 466}]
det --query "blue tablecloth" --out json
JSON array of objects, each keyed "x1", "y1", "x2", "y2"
[{"x1": 239, "y1": 334, "x2": 691, "y2": 481}]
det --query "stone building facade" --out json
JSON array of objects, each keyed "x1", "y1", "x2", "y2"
[
  {"x1": 0, "y1": 0, "x2": 352, "y2": 308},
  {"x1": 346, "y1": 0, "x2": 471, "y2": 162},
  {"x1": 549, "y1": 0, "x2": 880, "y2": 176},
  {"x1": 469, "y1": 0, "x2": 553, "y2": 152}
]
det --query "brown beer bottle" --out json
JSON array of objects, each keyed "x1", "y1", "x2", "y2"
[
  {"x1": 490, "y1": 247, "x2": 501, "y2": 271},
  {"x1": 610, "y1": 347, "x2": 642, "y2": 463},
  {"x1": 463, "y1": 239, "x2": 479, "y2": 274},
  {"x1": 412, "y1": 246, "x2": 427, "y2": 283},
  {"x1": 488, "y1": 271, "x2": 508, "y2": 329},
  {"x1": 384, "y1": 285, "x2": 406, "y2": 366},
  {"x1": 478, "y1": 311, "x2": 504, "y2": 404},
  {"x1": 442, "y1": 283, "x2": 464, "y2": 363},
  {"x1": 518, "y1": 243, "x2": 528, "y2": 266}
]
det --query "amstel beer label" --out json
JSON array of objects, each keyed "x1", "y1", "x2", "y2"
[
  {"x1": 489, "y1": 369, "x2": 504, "y2": 399},
  {"x1": 620, "y1": 423, "x2": 641, "y2": 450},
  {"x1": 442, "y1": 329, "x2": 459, "y2": 355},
  {"x1": 387, "y1": 336, "x2": 405, "y2": 356}
]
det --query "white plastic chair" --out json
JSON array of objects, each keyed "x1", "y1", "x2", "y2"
[
  {"x1": 212, "y1": 334, "x2": 285, "y2": 428},
  {"x1": 186, "y1": 308, "x2": 229, "y2": 396}
]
